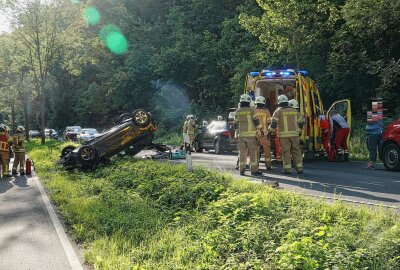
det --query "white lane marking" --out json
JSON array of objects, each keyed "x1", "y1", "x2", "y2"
[{"x1": 33, "y1": 173, "x2": 84, "y2": 270}]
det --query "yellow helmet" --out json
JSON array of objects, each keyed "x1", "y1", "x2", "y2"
[
  {"x1": 239, "y1": 94, "x2": 251, "y2": 103},
  {"x1": 277, "y1": 95, "x2": 289, "y2": 104},
  {"x1": 289, "y1": 99, "x2": 299, "y2": 109},
  {"x1": 255, "y1": 96, "x2": 266, "y2": 105}
]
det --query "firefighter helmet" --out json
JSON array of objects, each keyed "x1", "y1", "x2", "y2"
[
  {"x1": 277, "y1": 95, "x2": 289, "y2": 104},
  {"x1": 186, "y1": 115, "x2": 192, "y2": 120},
  {"x1": 255, "y1": 96, "x2": 266, "y2": 105},
  {"x1": 17, "y1": 125, "x2": 25, "y2": 132},
  {"x1": 239, "y1": 94, "x2": 251, "y2": 103},
  {"x1": 289, "y1": 99, "x2": 299, "y2": 109},
  {"x1": 0, "y1": 123, "x2": 5, "y2": 131},
  {"x1": 217, "y1": 116, "x2": 223, "y2": 121}
]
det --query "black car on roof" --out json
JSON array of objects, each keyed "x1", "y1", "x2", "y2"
[
  {"x1": 194, "y1": 120, "x2": 237, "y2": 154},
  {"x1": 59, "y1": 109, "x2": 157, "y2": 170}
]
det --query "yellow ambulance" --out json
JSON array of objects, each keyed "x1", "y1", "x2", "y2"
[{"x1": 244, "y1": 69, "x2": 351, "y2": 161}]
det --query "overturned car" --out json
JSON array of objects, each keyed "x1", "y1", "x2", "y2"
[{"x1": 59, "y1": 109, "x2": 157, "y2": 170}]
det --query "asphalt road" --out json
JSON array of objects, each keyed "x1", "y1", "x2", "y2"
[
  {"x1": 183, "y1": 151, "x2": 400, "y2": 209},
  {"x1": 0, "y1": 171, "x2": 86, "y2": 270}
]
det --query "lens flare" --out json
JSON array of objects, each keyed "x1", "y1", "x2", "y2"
[
  {"x1": 83, "y1": 7, "x2": 101, "y2": 25},
  {"x1": 99, "y1": 24, "x2": 128, "y2": 55}
]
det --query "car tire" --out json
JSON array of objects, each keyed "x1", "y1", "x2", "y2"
[
  {"x1": 194, "y1": 141, "x2": 203, "y2": 153},
  {"x1": 77, "y1": 145, "x2": 97, "y2": 164},
  {"x1": 61, "y1": 145, "x2": 76, "y2": 157},
  {"x1": 383, "y1": 143, "x2": 400, "y2": 171},
  {"x1": 118, "y1": 113, "x2": 131, "y2": 124},
  {"x1": 132, "y1": 109, "x2": 150, "y2": 127},
  {"x1": 214, "y1": 139, "x2": 222, "y2": 155}
]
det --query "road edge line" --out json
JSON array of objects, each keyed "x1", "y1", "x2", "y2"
[{"x1": 33, "y1": 173, "x2": 84, "y2": 270}]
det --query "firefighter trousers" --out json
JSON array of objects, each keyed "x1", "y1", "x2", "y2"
[
  {"x1": 238, "y1": 137, "x2": 259, "y2": 173},
  {"x1": 279, "y1": 137, "x2": 303, "y2": 172},
  {"x1": 0, "y1": 151, "x2": 10, "y2": 176},
  {"x1": 259, "y1": 136, "x2": 272, "y2": 168},
  {"x1": 13, "y1": 152, "x2": 25, "y2": 172}
]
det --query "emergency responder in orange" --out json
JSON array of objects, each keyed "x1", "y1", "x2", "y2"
[
  {"x1": 12, "y1": 125, "x2": 26, "y2": 175},
  {"x1": 269, "y1": 95, "x2": 305, "y2": 174},
  {"x1": 186, "y1": 115, "x2": 197, "y2": 150},
  {"x1": 234, "y1": 94, "x2": 263, "y2": 176},
  {"x1": 329, "y1": 110, "x2": 350, "y2": 161},
  {"x1": 255, "y1": 96, "x2": 272, "y2": 170},
  {"x1": 0, "y1": 123, "x2": 13, "y2": 178}
]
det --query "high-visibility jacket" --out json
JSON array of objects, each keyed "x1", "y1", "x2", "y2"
[
  {"x1": 183, "y1": 120, "x2": 188, "y2": 134},
  {"x1": 234, "y1": 107, "x2": 262, "y2": 138},
  {"x1": 13, "y1": 133, "x2": 26, "y2": 153},
  {"x1": 255, "y1": 107, "x2": 271, "y2": 134},
  {"x1": 187, "y1": 119, "x2": 196, "y2": 135},
  {"x1": 0, "y1": 131, "x2": 12, "y2": 152},
  {"x1": 269, "y1": 106, "x2": 304, "y2": 138}
]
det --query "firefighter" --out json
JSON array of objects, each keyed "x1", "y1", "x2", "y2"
[
  {"x1": 186, "y1": 115, "x2": 197, "y2": 150},
  {"x1": 255, "y1": 96, "x2": 272, "y2": 170},
  {"x1": 0, "y1": 123, "x2": 13, "y2": 177},
  {"x1": 269, "y1": 95, "x2": 304, "y2": 174},
  {"x1": 289, "y1": 99, "x2": 303, "y2": 136},
  {"x1": 329, "y1": 110, "x2": 350, "y2": 161},
  {"x1": 183, "y1": 116, "x2": 189, "y2": 137},
  {"x1": 12, "y1": 125, "x2": 26, "y2": 175},
  {"x1": 234, "y1": 94, "x2": 263, "y2": 176}
]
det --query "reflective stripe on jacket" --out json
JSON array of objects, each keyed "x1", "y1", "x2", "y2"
[
  {"x1": 234, "y1": 107, "x2": 262, "y2": 138},
  {"x1": 255, "y1": 108, "x2": 271, "y2": 133},
  {"x1": 270, "y1": 107, "x2": 304, "y2": 138},
  {"x1": 0, "y1": 132, "x2": 11, "y2": 152}
]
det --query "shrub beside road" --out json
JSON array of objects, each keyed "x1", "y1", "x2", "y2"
[{"x1": 27, "y1": 140, "x2": 399, "y2": 270}]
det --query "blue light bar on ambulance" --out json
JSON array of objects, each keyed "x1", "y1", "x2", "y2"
[
  {"x1": 298, "y1": 70, "x2": 309, "y2": 76},
  {"x1": 249, "y1": 71, "x2": 259, "y2": 77}
]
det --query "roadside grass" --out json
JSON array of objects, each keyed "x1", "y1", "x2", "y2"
[
  {"x1": 27, "y1": 139, "x2": 400, "y2": 270},
  {"x1": 349, "y1": 119, "x2": 369, "y2": 161}
]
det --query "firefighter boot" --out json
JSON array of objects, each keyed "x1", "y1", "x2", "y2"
[
  {"x1": 12, "y1": 170, "x2": 17, "y2": 175},
  {"x1": 20, "y1": 169, "x2": 25, "y2": 175}
]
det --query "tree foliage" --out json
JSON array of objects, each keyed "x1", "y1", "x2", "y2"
[{"x1": 0, "y1": 0, "x2": 399, "y2": 135}]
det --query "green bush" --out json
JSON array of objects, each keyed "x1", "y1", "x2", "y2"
[{"x1": 27, "y1": 140, "x2": 400, "y2": 270}]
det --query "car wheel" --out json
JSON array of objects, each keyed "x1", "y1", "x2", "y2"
[
  {"x1": 132, "y1": 109, "x2": 150, "y2": 127},
  {"x1": 214, "y1": 139, "x2": 222, "y2": 155},
  {"x1": 118, "y1": 113, "x2": 131, "y2": 124},
  {"x1": 194, "y1": 141, "x2": 203, "y2": 153},
  {"x1": 78, "y1": 145, "x2": 97, "y2": 163},
  {"x1": 61, "y1": 145, "x2": 76, "y2": 157},
  {"x1": 383, "y1": 143, "x2": 400, "y2": 171}
]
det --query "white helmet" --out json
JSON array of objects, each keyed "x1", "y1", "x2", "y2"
[
  {"x1": 217, "y1": 116, "x2": 223, "y2": 121},
  {"x1": 255, "y1": 96, "x2": 266, "y2": 105},
  {"x1": 277, "y1": 95, "x2": 289, "y2": 104},
  {"x1": 0, "y1": 123, "x2": 5, "y2": 130},
  {"x1": 17, "y1": 125, "x2": 25, "y2": 132},
  {"x1": 239, "y1": 94, "x2": 251, "y2": 103},
  {"x1": 186, "y1": 115, "x2": 192, "y2": 120},
  {"x1": 289, "y1": 99, "x2": 299, "y2": 109}
]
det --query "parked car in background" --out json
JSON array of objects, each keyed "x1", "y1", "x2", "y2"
[
  {"x1": 45, "y1": 128, "x2": 58, "y2": 140},
  {"x1": 29, "y1": 130, "x2": 41, "y2": 138},
  {"x1": 379, "y1": 119, "x2": 400, "y2": 171},
  {"x1": 78, "y1": 128, "x2": 100, "y2": 143},
  {"x1": 194, "y1": 120, "x2": 237, "y2": 154},
  {"x1": 63, "y1": 126, "x2": 82, "y2": 142}
]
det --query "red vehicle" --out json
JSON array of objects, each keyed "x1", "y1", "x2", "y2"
[{"x1": 379, "y1": 119, "x2": 400, "y2": 171}]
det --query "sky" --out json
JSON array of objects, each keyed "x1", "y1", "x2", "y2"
[{"x1": 0, "y1": 11, "x2": 11, "y2": 33}]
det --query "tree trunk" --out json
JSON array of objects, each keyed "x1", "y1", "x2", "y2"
[
  {"x1": 40, "y1": 82, "x2": 46, "y2": 145},
  {"x1": 23, "y1": 103, "x2": 30, "y2": 140},
  {"x1": 11, "y1": 102, "x2": 16, "y2": 134}
]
